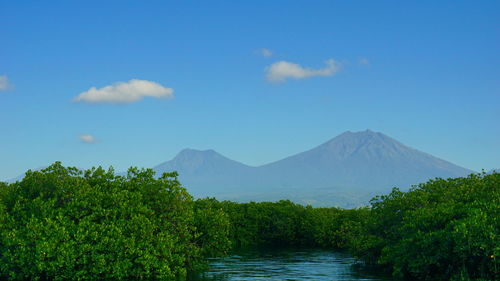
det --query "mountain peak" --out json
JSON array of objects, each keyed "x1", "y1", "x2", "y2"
[
  {"x1": 177, "y1": 148, "x2": 217, "y2": 157},
  {"x1": 171, "y1": 148, "x2": 223, "y2": 165},
  {"x1": 154, "y1": 148, "x2": 251, "y2": 177},
  {"x1": 338, "y1": 129, "x2": 380, "y2": 138},
  {"x1": 318, "y1": 130, "x2": 396, "y2": 155}
]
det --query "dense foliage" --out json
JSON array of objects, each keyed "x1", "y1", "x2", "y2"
[
  {"x1": 351, "y1": 173, "x2": 499, "y2": 281},
  {"x1": 202, "y1": 173, "x2": 499, "y2": 280},
  {"x1": 0, "y1": 163, "x2": 497, "y2": 280},
  {"x1": 193, "y1": 199, "x2": 368, "y2": 249},
  {"x1": 0, "y1": 163, "x2": 230, "y2": 280}
]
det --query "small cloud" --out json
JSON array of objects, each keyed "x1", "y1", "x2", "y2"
[
  {"x1": 0, "y1": 75, "x2": 13, "y2": 91},
  {"x1": 265, "y1": 59, "x2": 340, "y2": 82},
  {"x1": 358, "y1": 58, "x2": 370, "y2": 66},
  {"x1": 257, "y1": 48, "x2": 273, "y2": 58},
  {"x1": 79, "y1": 135, "x2": 97, "y2": 144},
  {"x1": 73, "y1": 79, "x2": 174, "y2": 104}
]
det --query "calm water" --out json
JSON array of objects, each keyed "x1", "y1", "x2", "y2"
[{"x1": 192, "y1": 248, "x2": 393, "y2": 281}]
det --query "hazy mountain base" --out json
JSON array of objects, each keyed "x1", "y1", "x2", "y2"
[{"x1": 193, "y1": 187, "x2": 384, "y2": 208}]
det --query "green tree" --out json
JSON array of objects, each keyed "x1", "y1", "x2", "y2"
[
  {"x1": 0, "y1": 162, "x2": 229, "y2": 280},
  {"x1": 351, "y1": 173, "x2": 500, "y2": 280},
  {"x1": 193, "y1": 198, "x2": 231, "y2": 258}
]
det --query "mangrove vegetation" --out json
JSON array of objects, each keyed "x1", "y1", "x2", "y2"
[{"x1": 0, "y1": 162, "x2": 497, "y2": 280}]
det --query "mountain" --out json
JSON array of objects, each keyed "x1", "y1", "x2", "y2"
[
  {"x1": 153, "y1": 130, "x2": 474, "y2": 207},
  {"x1": 256, "y1": 130, "x2": 471, "y2": 190},
  {"x1": 153, "y1": 149, "x2": 255, "y2": 196}
]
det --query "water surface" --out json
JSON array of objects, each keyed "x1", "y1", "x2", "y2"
[{"x1": 193, "y1": 248, "x2": 392, "y2": 281}]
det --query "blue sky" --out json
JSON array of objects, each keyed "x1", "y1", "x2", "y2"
[{"x1": 1, "y1": 0, "x2": 499, "y2": 180}]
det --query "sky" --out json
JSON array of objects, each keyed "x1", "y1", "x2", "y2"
[{"x1": 1, "y1": 0, "x2": 499, "y2": 180}]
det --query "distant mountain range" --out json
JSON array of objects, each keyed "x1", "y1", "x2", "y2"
[
  {"x1": 6, "y1": 130, "x2": 477, "y2": 207},
  {"x1": 153, "y1": 130, "x2": 474, "y2": 207}
]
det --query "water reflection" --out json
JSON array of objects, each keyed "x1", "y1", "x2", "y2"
[{"x1": 193, "y1": 248, "x2": 392, "y2": 281}]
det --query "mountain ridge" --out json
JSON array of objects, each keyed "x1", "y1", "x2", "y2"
[{"x1": 152, "y1": 130, "x2": 474, "y2": 207}]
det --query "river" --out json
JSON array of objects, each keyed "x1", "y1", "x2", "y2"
[{"x1": 193, "y1": 248, "x2": 393, "y2": 281}]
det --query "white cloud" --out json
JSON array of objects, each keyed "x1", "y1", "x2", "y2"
[
  {"x1": 265, "y1": 59, "x2": 340, "y2": 82},
  {"x1": 74, "y1": 79, "x2": 174, "y2": 104},
  {"x1": 0, "y1": 75, "x2": 12, "y2": 91},
  {"x1": 358, "y1": 58, "x2": 370, "y2": 66},
  {"x1": 79, "y1": 135, "x2": 97, "y2": 144},
  {"x1": 258, "y1": 48, "x2": 273, "y2": 58}
]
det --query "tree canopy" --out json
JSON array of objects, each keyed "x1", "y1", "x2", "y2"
[{"x1": 0, "y1": 162, "x2": 230, "y2": 280}]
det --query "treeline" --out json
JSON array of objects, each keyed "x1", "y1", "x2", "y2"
[
  {"x1": 0, "y1": 163, "x2": 498, "y2": 280},
  {"x1": 194, "y1": 198, "x2": 369, "y2": 250}
]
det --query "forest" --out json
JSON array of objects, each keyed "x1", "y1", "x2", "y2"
[{"x1": 0, "y1": 162, "x2": 497, "y2": 280}]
